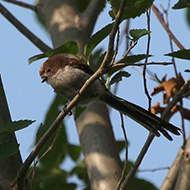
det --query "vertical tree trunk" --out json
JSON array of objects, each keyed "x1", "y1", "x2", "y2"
[
  {"x1": 0, "y1": 77, "x2": 29, "y2": 190},
  {"x1": 37, "y1": 0, "x2": 122, "y2": 189}
]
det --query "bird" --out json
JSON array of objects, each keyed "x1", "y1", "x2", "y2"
[{"x1": 39, "y1": 54, "x2": 181, "y2": 140}]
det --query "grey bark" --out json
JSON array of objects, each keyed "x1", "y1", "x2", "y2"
[{"x1": 37, "y1": 0, "x2": 122, "y2": 189}]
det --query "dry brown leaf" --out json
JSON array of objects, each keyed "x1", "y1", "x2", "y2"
[
  {"x1": 151, "y1": 73, "x2": 185, "y2": 104},
  {"x1": 151, "y1": 103, "x2": 181, "y2": 121}
]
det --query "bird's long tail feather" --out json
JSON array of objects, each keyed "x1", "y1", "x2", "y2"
[{"x1": 101, "y1": 93, "x2": 180, "y2": 140}]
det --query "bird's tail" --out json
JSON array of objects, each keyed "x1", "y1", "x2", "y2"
[{"x1": 100, "y1": 92, "x2": 180, "y2": 140}]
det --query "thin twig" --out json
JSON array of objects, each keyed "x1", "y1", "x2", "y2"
[
  {"x1": 11, "y1": 0, "x2": 127, "y2": 188},
  {"x1": 0, "y1": 3, "x2": 51, "y2": 52},
  {"x1": 117, "y1": 113, "x2": 128, "y2": 190},
  {"x1": 115, "y1": 41, "x2": 137, "y2": 64},
  {"x1": 110, "y1": 29, "x2": 120, "y2": 65},
  {"x1": 120, "y1": 133, "x2": 155, "y2": 190},
  {"x1": 139, "y1": 166, "x2": 170, "y2": 173},
  {"x1": 110, "y1": 62, "x2": 173, "y2": 72},
  {"x1": 2, "y1": 0, "x2": 37, "y2": 12},
  {"x1": 151, "y1": 4, "x2": 185, "y2": 50},
  {"x1": 100, "y1": 0, "x2": 127, "y2": 72},
  {"x1": 143, "y1": 9, "x2": 152, "y2": 111},
  {"x1": 160, "y1": 4, "x2": 186, "y2": 144}
]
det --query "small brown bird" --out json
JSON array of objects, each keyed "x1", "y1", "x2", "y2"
[{"x1": 39, "y1": 55, "x2": 181, "y2": 140}]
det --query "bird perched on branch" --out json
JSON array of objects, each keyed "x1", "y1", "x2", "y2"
[{"x1": 39, "y1": 55, "x2": 181, "y2": 140}]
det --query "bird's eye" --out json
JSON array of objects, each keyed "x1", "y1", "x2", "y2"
[{"x1": 47, "y1": 68, "x2": 52, "y2": 73}]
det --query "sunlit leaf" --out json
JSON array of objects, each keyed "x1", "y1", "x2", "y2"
[
  {"x1": 128, "y1": 29, "x2": 151, "y2": 41},
  {"x1": 29, "y1": 41, "x2": 79, "y2": 64},
  {"x1": 108, "y1": 0, "x2": 154, "y2": 20}
]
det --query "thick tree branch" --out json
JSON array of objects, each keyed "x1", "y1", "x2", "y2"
[
  {"x1": 12, "y1": 0, "x2": 127, "y2": 188},
  {"x1": 0, "y1": 3, "x2": 51, "y2": 52},
  {"x1": 82, "y1": 0, "x2": 105, "y2": 30},
  {"x1": 161, "y1": 148, "x2": 183, "y2": 190}
]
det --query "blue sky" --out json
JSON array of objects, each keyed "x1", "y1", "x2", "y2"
[{"x1": 1, "y1": 0, "x2": 190, "y2": 188}]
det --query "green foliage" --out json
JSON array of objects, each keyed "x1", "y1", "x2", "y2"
[
  {"x1": 69, "y1": 160, "x2": 90, "y2": 189},
  {"x1": 186, "y1": 8, "x2": 190, "y2": 27},
  {"x1": 30, "y1": 95, "x2": 82, "y2": 188},
  {"x1": 35, "y1": 95, "x2": 68, "y2": 168},
  {"x1": 0, "y1": 120, "x2": 35, "y2": 137},
  {"x1": 30, "y1": 167, "x2": 76, "y2": 190},
  {"x1": 128, "y1": 29, "x2": 151, "y2": 41},
  {"x1": 28, "y1": 41, "x2": 79, "y2": 64},
  {"x1": 109, "y1": 71, "x2": 131, "y2": 85},
  {"x1": 74, "y1": 106, "x2": 86, "y2": 120},
  {"x1": 0, "y1": 142, "x2": 19, "y2": 160},
  {"x1": 172, "y1": 0, "x2": 190, "y2": 9},
  {"x1": 108, "y1": 0, "x2": 154, "y2": 20},
  {"x1": 76, "y1": 0, "x2": 91, "y2": 12},
  {"x1": 84, "y1": 23, "x2": 113, "y2": 60},
  {"x1": 165, "y1": 49, "x2": 190, "y2": 60},
  {"x1": 118, "y1": 54, "x2": 152, "y2": 63},
  {"x1": 127, "y1": 177, "x2": 158, "y2": 190}
]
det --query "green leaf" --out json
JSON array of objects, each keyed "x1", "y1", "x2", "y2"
[
  {"x1": 74, "y1": 106, "x2": 86, "y2": 120},
  {"x1": 128, "y1": 29, "x2": 151, "y2": 41},
  {"x1": 110, "y1": 71, "x2": 131, "y2": 85},
  {"x1": 119, "y1": 54, "x2": 152, "y2": 63},
  {"x1": 29, "y1": 167, "x2": 76, "y2": 190},
  {"x1": 186, "y1": 8, "x2": 190, "y2": 27},
  {"x1": 84, "y1": 23, "x2": 113, "y2": 59},
  {"x1": 172, "y1": 0, "x2": 190, "y2": 9},
  {"x1": 67, "y1": 144, "x2": 81, "y2": 161},
  {"x1": 0, "y1": 120, "x2": 35, "y2": 137},
  {"x1": 128, "y1": 177, "x2": 158, "y2": 190},
  {"x1": 0, "y1": 142, "x2": 19, "y2": 160},
  {"x1": 165, "y1": 49, "x2": 190, "y2": 60},
  {"x1": 76, "y1": 0, "x2": 91, "y2": 12},
  {"x1": 36, "y1": 95, "x2": 68, "y2": 168},
  {"x1": 28, "y1": 41, "x2": 79, "y2": 64},
  {"x1": 69, "y1": 160, "x2": 90, "y2": 187},
  {"x1": 108, "y1": 0, "x2": 154, "y2": 20},
  {"x1": 116, "y1": 140, "x2": 127, "y2": 153}
]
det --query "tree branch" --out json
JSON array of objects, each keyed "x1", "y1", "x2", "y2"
[
  {"x1": 151, "y1": 4, "x2": 185, "y2": 50},
  {"x1": 12, "y1": 0, "x2": 127, "y2": 188},
  {"x1": 2, "y1": 0, "x2": 37, "y2": 12},
  {"x1": 0, "y1": 3, "x2": 51, "y2": 52},
  {"x1": 162, "y1": 78, "x2": 190, "y2": 120},
  {"x1": 120, "y1": 133, "x2": 155, "y2": 190},
  {"x1": 160, "y1": 148, "x2": 183, "y2": 190},
  {"x1": 100, "y1": 0, "x2": 127, "y2": 72}
]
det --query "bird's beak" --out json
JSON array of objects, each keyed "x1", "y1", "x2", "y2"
[{"x1": 41, "y1": 76, "x2": 47, "y2": 83}]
